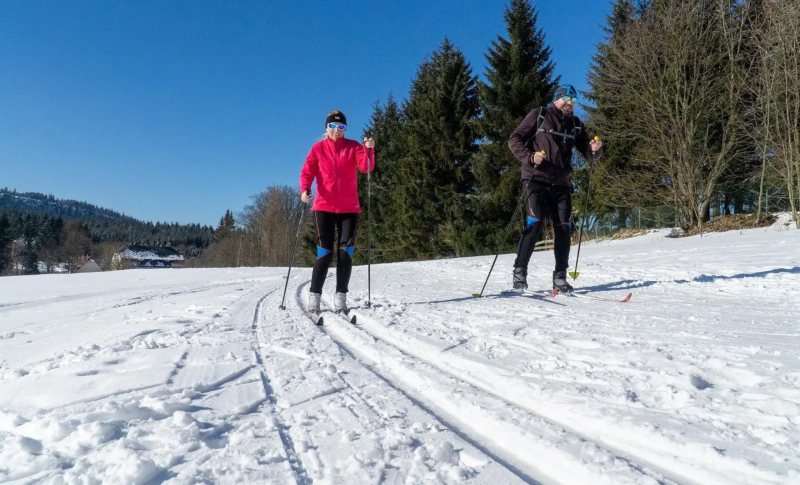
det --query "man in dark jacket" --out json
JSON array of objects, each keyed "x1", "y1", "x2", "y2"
[{"x1": 507, "y1": 84, "x2": 602, "y2": 293}]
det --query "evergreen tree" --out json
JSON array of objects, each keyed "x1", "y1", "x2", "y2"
[
  {"x1": 1, "y1": 188, "x2": 214, "y2": 259},
  {"x1": 23, "y1": 239, "x2": 39, "y2": 274},
  {"x1": 585, "y1": 0, "x2": 643, "y2": 226},
  {"x1": 215, "y1": 210, "x2": 235, "y2": 242},
  {"x1": 0, "y1": 214, "x2": 10, "y2": 274},
  {"x1": 397, "y1": 39, "x2": 480, "y2": 258},
  {"x1": 358, "y1": 94, "x2": 408, "y2": 263},
  {"x1": 476, "y1": 0, "x2": 559, "y2": 249}
]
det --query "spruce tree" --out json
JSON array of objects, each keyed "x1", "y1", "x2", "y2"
[
  {"x1": 585, "y1": 0, "x2": 640, "y2": 226},
  {"x1": 215, "y1": 210, "x2": 236, "y2": 242},
  {"x1": 0, "y1": 214, "x2": 9, "y2": 274},
  {"x1": 476, "y1": 0, "x2": 559, "y2": 249},
  {"x1": 398, "y1": 38, "x2": 480, "y2": 258},
  {"x1": 358, "y1": 94, "x2": 407, "y2": 263}
]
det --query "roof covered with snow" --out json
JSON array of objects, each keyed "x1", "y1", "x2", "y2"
[{"x1": 119, "y1": 245, "x2": 184, "y2": 261}]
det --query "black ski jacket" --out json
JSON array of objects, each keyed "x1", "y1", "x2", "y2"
[{"x1": 508, "y1": 105, "x2": 601, "y2": 187}]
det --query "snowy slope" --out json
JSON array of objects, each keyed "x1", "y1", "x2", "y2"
[{"x1": 1, "y1": 219, "x2": 798, "y2": 484}]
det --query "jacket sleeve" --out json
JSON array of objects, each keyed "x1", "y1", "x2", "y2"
[
  {"x1": 300, "y1": 146, "x2": 318, "y2": 193},
  {"x1": 355, "y1": 143, "x2": 375, "y2": 173},
  {"x1": 508, "y1": 108, "x2": 541, "y2": 165},
  {"x1": 575, "y1": 121, "x2": 602, "y2": 162}
]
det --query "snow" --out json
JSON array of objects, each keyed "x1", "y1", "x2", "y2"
[{"x1": 1, "y1": 219, "x2": 799, "y2": 484}]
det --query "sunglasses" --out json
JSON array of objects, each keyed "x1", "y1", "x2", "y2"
[
  {"x1": 327, "y1": 123, "x2": 347, "y2": 130},
  {"x1": 560, "y1": 96, "x2": 578, "y2": 103}
]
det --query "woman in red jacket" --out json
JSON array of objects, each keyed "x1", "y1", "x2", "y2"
[{"x1": 300, "y1": 110, "x2": 375, "y2": 316}]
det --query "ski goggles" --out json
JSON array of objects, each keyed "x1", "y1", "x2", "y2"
[
  {"x1": 327, "y1": 123, "x2": 347, "y2": 130},
  {"x1": 560, "y1": 96, "x2": 578, "y2": 103}
]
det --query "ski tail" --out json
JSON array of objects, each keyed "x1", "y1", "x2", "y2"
[{"x1": 570, "y1": 292, "x2": 632, "y2": 303}]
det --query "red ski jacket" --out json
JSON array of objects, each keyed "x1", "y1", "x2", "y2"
[{"x1": 300, "y1": 137, "x2": 375, "y2": 213}]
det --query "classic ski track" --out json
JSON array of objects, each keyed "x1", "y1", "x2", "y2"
[
  {"x1": 316, "y1": 297, "x2": 686, "y2": 483},
  {"x1": 250, "y1": 285, "x2": 309, "y2": 485},
  {"x1": 396, "y1": 305, "x2": 552, "y2": 359},
  {"x1": 287, "y1": 279, "x2": 526, "y2": 482},
  {"x1": 292, "y1": 281, "x2": 541, "y2": 485},
  {"x1": 380, "y1": 295, "x2": 607, "y2": 367},
  {"x1": 345, "y1": 306, "x2": 706, "y2": 485}
]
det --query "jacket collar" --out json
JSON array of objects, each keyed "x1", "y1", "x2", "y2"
[{"x1": 326, "y1": 136, "x2": 345, "y2": 146}]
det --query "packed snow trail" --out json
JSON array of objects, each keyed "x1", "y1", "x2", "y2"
[
  {"x1": 1, "y1": 217, "x2": 799, "y2": 483},
  {"x1": 251, "y1": 277, "x2": 531, "y2": 484}
]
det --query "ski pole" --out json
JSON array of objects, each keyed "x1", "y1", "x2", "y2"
[
  {"x1": 366, "y1": 141, "x2": 373, "y2": 308},
  {"x1": 472, "y1": 150, "x2": 544, "y2": 298},
  {"x1": 279, "y1": 194, "x2": 310, "y2": 310},
  {"x1": 569, "y1": 138, "x2": 599, "y2": 280}
]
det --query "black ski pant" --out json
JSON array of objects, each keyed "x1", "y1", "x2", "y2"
[
  {"x1": 514, "y1": 180, "x2": 573, "y2": 274},
  {"x1": 310, "y1": 211, "x2": 358, "y2": 294}
]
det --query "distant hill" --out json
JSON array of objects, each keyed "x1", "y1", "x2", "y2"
[
  {"x1": 0, "y1": 188, "x2": 214, "y2": 258},
  {"x1": 0, "y1": 188, "x2": 127, "y2": 220}
]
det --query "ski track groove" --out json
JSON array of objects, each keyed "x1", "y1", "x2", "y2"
[
  {"x1": 288, "y1": 280, "x2": 427, "y2": 478},
  {"x1": 322, "y1": 302, "x2": 650, "y2": 485},
  {"x1": 250, "y1": 287, "x2": 309, "y2": 485},
  {"x1": 405, "y1": 308, "x2": 548, "y2": 359},
  {"x1": 346, "y1": 305, "x2": 699, "y2": 485},
  {"x1": 165, "y1": 350, "x2": 190, "y2": 385},
  {"x1": 294, "y1": 282, "x2": 542, "y2": 485}
]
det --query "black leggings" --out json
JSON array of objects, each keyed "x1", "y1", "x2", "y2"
[
  {"x1": 514, "y1": 180, "x2": 573, "y2": 273},
  {"x1": 310, "y1": 211, "x2": 359, "y2": 294}
]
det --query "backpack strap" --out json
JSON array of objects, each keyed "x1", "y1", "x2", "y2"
[
  {"x1": 539, "y1": 112, "x2": 583, "y2": 141},
  {"x1": 535, "y1": 107, "x2": 547, "y2": 134},
  {"x1": 523, "y1": 107, "x2": 548, "y2": 149},
  {"x1": 572, "y1": 116, "x2": 582, "y2": 139}
]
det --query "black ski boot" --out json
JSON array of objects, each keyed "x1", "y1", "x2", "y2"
[
  {"x1": 513, "y1": 267, "x2": 528, "y2": 291},
  {"x1": 553, "y1": 271, "x2": 573, "y2": 294}
]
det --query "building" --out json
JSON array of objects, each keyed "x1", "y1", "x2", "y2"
[
  {"x1": 116, "y1": 245, "x2": 185, "y2": 269},
  {"x1": 76, "y1": 258, "x2": 102, "y2": 273}
]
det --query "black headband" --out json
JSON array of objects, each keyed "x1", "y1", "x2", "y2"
[{"x1": 325, "y1": 112, "x2": 347, "y2": 126}]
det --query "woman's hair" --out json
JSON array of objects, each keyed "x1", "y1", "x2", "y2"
[{"x1": 322, "y1": 110, "x2": 345, "y2": 140}]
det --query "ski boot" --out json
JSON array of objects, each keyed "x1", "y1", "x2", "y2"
[
  {"x1": 553, "y1": 271, "x2": 573, "y2": 294},
  {"x1": 308, "y1": 292, "x2": 322, "y2": 315},
  {"x1": 334, "y1": 292, "x2": 347, "y2": 314},
  {"x1": 513, "y1": 267, "x2": 528, "y2": 291}
]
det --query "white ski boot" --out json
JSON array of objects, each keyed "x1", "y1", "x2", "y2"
[
  {"x1": 334, "y1": 292, "x2": 347, "y2": 314},
  {"x1": 308, "y1": 292, "x2": 322, "y2": 315}
]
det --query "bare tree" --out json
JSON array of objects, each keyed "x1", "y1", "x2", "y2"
[
  {"x1": 193, "y1": 184, "x2": 305, "y2": 268},
  {"x1": 62, "y1": 221, "x2": 92, "y2": 273},
  {"x1": 92, "y1": 241, "x2": 127, "y2": 271},
  {"x1": 239, "y1": 185, "x2": 305, "y2": 267},
  {"x1": 599, "y1": 0, "x2": 756, "y2": 232},
  {"x1": 759, "y1": 1, "x2": 800, "y2": 228}
]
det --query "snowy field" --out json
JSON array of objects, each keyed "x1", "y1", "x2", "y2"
[{"x1": 1, "y1": 217, "x2": 799, "y2": 484}]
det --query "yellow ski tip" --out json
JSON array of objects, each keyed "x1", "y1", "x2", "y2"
[
  {"x1": 568, "y1": 271, "x2": 580, "y2": 280},
  {"x1": 472, "y1": 293, "x2": 482, "y2": 298}
]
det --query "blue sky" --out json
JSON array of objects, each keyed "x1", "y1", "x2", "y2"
[{"x1": 0, "y1": 0, "x2": 612, "y2": 226}]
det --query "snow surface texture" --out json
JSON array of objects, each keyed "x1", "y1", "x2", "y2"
[{"x1": 1, "y1": 217, "x2": 798, "y2": 484}]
